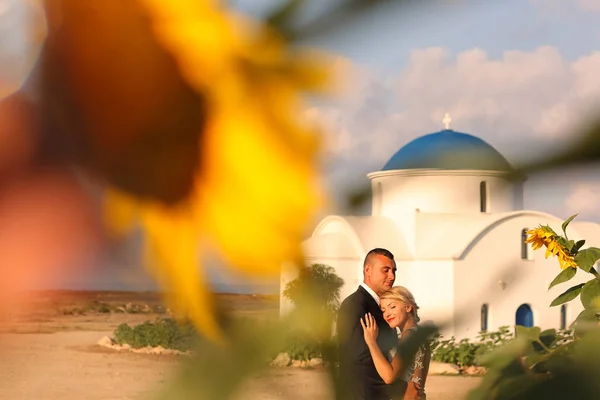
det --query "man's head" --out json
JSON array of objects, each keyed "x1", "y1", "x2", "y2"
[{"x1": 362, "y1": 248, "x2": 396, "y2": 296}]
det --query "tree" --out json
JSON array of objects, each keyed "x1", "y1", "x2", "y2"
[{"x1": 283, "y1": 263, "x2": 344, "y2": 315}]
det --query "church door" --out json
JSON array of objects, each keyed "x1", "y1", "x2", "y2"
[{"x1": 516, "y1": 304, "x2": 534, "y2": 327}]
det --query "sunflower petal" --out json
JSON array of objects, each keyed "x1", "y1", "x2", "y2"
[
  {"x1": 140, "y1": 205, "x2": 222, "y2": 342},
  {"x1": 196, "y1": 108, "x2": 321, "y2": 275},
  {"x1": 103, "y1": 189, "x2": 139, "y2": 235}
]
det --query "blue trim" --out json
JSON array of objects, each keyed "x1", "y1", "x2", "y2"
[
  {"x1": 481, "y1": 304, "x2": 489, "y2": 332},
  {"x1": 516, "y1": 304, "x2": 534, "y2": 327},
  {"x1": 382, "y1": 130, "x2": 513, "y2": 171},
  {"x1": 560, "y1": 305, "x2": 567, "y2": 330}
]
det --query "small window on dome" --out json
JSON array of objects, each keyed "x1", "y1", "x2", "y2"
[
  {"x1": 480, "y1": 181, "x2": 488, "y2": 212},
  {"x1": 521, "y1": 228, "x2": 533, "y2": 260}
]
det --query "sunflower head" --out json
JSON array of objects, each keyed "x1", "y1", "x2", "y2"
[
  {"x1": 525, "y1": 225, "x2": 556, "y2": 250},
  {"x1": 525, "y1": 225, "x2": 578, "y2": 270},
  {"x1": 93, "y1": 0, "x2": 332, "y2": 342}
]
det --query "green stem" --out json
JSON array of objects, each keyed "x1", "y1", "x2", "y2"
[{"x1": 590, "y1": 267, "x2": 600, "y2": 279}]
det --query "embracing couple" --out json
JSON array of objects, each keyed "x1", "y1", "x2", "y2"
[{"x1": 336, "y1": 248, "x2": 431, "y2": 400}]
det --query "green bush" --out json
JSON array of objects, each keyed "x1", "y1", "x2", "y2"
[
  {"x1": 431, "y1": 326, "x2": 575, "y2": 368},
  {"x1": 282, "y1": 332, "x2": 322, "y2": 361},
  {"x1": 431, "y1": 326, "x2": 514, "y2": 367},
  {"x1": 97, "y1": 303, "x2": 111, "y2": 313},
  {"x1": 113, "y1": 318, "x2": 198, "y2": 351}
]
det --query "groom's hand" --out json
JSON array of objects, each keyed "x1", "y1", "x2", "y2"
[{"x1": 359, "y1": 313, "x2": 379, "y2": 346}]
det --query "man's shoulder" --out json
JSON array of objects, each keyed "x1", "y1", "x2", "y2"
[
  {"x1": 340, "y1": 288, "x2": 360, "y2": 304},
  {"x1": 339, "y1": 287, "x2": 369, "y2": 311}
]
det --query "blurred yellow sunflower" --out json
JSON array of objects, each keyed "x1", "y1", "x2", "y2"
[
  {"x1": 101, "y1": 0, "x2": 331, "y2": 341},
  {"x1": 525, "y1": 226, "x2": 554, "y2": 250},
  {"x1": 525, "y1": 226, "x2": 577, "y2": 270}
]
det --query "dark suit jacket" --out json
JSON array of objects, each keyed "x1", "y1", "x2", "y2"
[{"x1": 337, "y1": 286, "x2": 397, "y2": 400}]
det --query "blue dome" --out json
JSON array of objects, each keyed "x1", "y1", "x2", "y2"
[{"x1": 382, "y1": 129, "x2": 513, "y2": 171}]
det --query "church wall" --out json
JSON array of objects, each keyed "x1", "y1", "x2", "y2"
[
  {"x1": 453, "y1": 215, "x2": 587, "y2": 340},
  {"x1": 395, "y1": 260, "x2": 455, "y2": 338},
  {"x1": 372, "y1": 172, "x2": 521, "y2": 217},
  {"x1": 369, "y1": 170, "x2": 523, "y2": 256}
]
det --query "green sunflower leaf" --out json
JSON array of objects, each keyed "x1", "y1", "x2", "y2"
[
  {"x1": 574, "y1": 247, "x2": 600, "y2": 273},
  {"x1": 562, "y1": 214, "x2": 578, "y2": 237},
  {"x1": 550, "y1": 283, "x2": 585, "y2": 307},
  {"x1": 548, "y1": 267, "x2": 577, "y2": 290}
]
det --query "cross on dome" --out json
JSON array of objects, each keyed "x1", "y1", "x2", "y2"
[{"x1": 443, "y1": 113, "x2": 452, "y2": 130}]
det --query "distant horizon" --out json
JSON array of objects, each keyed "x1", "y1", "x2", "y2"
[{"x1": 18, "y1": 282, "x2": 280, "y2": 295}]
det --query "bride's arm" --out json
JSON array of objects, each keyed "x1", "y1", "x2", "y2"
[
  {"x1": 366, "y1": 339, "x2": 402, "y2": 384},
  {"x1": 360, "y1": 313, "x2": 404, "y2": 384}
]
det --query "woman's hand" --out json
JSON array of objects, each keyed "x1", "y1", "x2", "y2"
[
  {"x1": 405, "y1": 381, "x2": 426, "y2": 400},
  {"x1": 360, "y1": 312, "x2": 379, "y2": 346}
]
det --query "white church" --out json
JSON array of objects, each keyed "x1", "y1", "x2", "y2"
[{"x1": 280, "y1": 115, "x2": 600, "y2": 339}]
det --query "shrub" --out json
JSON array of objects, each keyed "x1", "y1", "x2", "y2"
[
  {"x1": 276, "y1": 332, "x2": 340, "y2": 365},
  {"x1": 283, "y1": 332, "x2": 322, "y2": 361},
  {"x1": 431, "y1": 326, "x2": 514, "y2": 367},
  {"x1": 97, "y1": 304, "x2": 111, "y2": 313},
  {"x1": 113, "y1": 318, "x2": 198, "y2": 351}
]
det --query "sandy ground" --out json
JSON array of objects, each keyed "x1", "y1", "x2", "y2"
[
  {"x1": 0, "y1": 292, "x2": 482, "y2": 399},
  {"x1": 0, "y1": 330, "x2": 482, "y2": 400}
]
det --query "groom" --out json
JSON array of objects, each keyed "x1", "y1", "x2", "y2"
[{"x1": 336, "y1": 248, "x2": 398, "y2": 400}]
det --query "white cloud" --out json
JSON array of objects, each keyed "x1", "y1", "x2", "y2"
[
  {"x1": 397, "y1": 46, "x2": 600, "y2": 140},
  {"x1": 577, "y1": 0, "x2": 600, "y2": 11},
  {"x1": 313, "y1": 46, "x2": 600, "y2": 176},
  {"x1": 529, "y1": 0, "x2": 600, "y2": 12},
  {"x1": 565, "y1": 183, "x2": 600, "y2": 217},
  {"x1": 309, "y1": 46, "x2": 600, "y2": 212}
]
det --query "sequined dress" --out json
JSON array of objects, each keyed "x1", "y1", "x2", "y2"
[{"x1": 388, "y1": 326, "x2": 427, "y2": 387}]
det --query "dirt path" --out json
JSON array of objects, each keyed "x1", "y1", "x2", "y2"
[
  {"x1": 235, "y1": 368, "x2": 482, "y2": 400},
  {"x1": 0, "y1": 331, "x2": 178, "y2": 400},
  {"x1": 0, "y1": 331, "x2": 482, "y2": 400}
]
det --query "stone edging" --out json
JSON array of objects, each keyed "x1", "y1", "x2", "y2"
[
  {"x1": 270, "y1": 353, "x2": 323, "y2": 368},
  {"x1": 97, "y1": 336, "x2": 192, "y2": 356},
  {"x1": 429, "y1": 361, "x2": 487, "y2": 376},
  {"x1": 96, "y1": 339, "x2": 486, "y2": 376}
]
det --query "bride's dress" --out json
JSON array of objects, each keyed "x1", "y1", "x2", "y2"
[{"x1": 388, "y1": 326, "x2": 427, "y2": 387}]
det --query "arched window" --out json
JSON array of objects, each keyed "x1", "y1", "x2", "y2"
[
  {"x1": 516, "y1": 304, "x2": 534, "y2": 327},
  {"x1": 560, "y1": 305, "x2": 567, "y2": 330},
  {"x1": 480, "y1": 181, "x2": 488, "y2": 212},
  {"x1": 481, "y1": 303, "x2": 489, "y2": 332},
  {"x1": 521, "y1": 228, "x2": 532, "y2": 260}
]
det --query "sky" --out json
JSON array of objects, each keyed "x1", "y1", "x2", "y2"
[
  {"x1": 3, "y1": 0, "x2": 600, "y2": 291},
  {"x1": 276, "y1": 0, "x2": 600, "y2": 222}
]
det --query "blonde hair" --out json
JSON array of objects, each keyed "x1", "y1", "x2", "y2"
[{"x1": 380, "y1": 286, "x2": 420, "y2": 323}]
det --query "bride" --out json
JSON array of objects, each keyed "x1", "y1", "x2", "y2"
[{"x1": 360, "y1": 286, "x2": 430, "y2": 400}]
